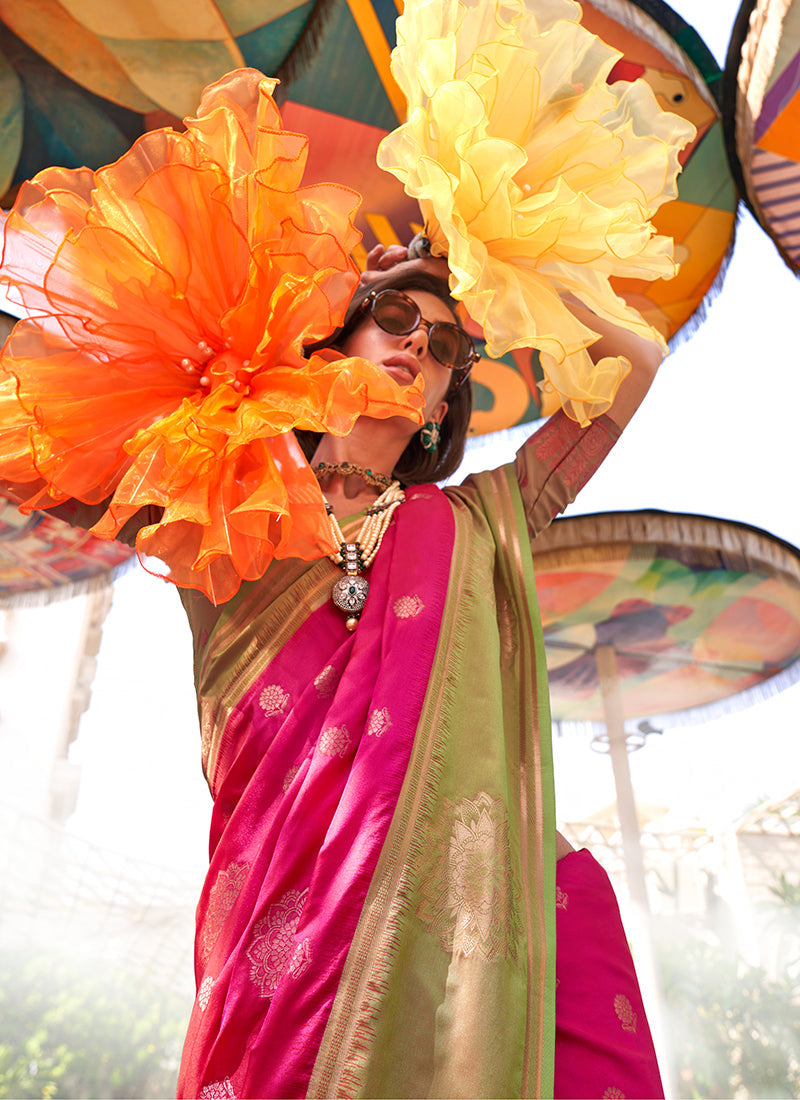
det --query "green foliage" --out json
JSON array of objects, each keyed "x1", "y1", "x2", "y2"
[
  {"x1": 657, "y1": 874, "x2": 800, "y2": 1100},
  {"x1": 768, "y1": 873, "x2": 800, "y2": 910},
  {"x1": 0, "y1": 950, "x2": 189, "y2": 1099},
  {"x1": 659, "y1": 932, "x2": 800, "y2": 1098}
]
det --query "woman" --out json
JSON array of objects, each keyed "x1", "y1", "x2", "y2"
[
  {"x1": 0, "y1": 228, "x2": 664, "y2": 1100},
  {"x1": 0, "y1": 57, "x2": 677, "y2": 1096},
  {"x1": 159, "y1": 243, "x2": 665, "y2": 1099}
]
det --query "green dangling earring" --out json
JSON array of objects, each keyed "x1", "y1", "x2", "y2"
[{"x1": 420, "y1": 420, "x2": 441, "y2": 453}]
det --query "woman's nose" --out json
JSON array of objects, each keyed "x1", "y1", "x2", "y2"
[{"x1": 403, "y1": 323, "x2": 429, "y2": 357}]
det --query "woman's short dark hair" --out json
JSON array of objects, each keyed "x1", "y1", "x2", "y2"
[{"x1": 297, "y1": 268, "x2": 473, "y2": 485}]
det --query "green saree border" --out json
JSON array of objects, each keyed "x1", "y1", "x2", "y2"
[
  {"x1": 497, "y1": 462, "x2": 558, "y2": 1099},
  {"x1": 308, "y1": 467, "x2": 557, "y2": 1098}
]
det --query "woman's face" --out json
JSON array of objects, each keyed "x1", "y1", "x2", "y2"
[{"x1": 341, "y1": 289, "x2": 455, "y2": 427}]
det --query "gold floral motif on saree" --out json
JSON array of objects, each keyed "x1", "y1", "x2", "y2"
[
  {"x1": 288, "y1": 937, "x2": 312, "y2": 980},
  {"x1": 246, "y1": 887, "x2": 309, "y2": 998},
  {"x1": 393, "y1": 594, "x2": 425, "y2": 619},
  {"x1": 258, "y1": 683, "x2": 289, "y2": 716},
  {"x1": 200, "y1": 861, "x2": 249, "y2": 964},
  {"x1": 602, "y1": 1088, "x2": 626, "y2": 1099},
  {"x1": 416, "y1": 791, "x2": 522, "y2": 961},
  {"x1": 283, "y1": 764, "x2": 300, "y2": 791},
  {"x1": 314, "y1": 664, "x2": 338, "y2": 697},
  {"x1": 555, "y1": 885, "x2": 568, "y2": 909},
  {"x1": 614, "y1": 993, "x2": 637, "y2": 1033},
  {"x1": 366, "y1": 707, "x2": 392, "y2": 737},
  {"x1": 199, "y1": 1078, "x2": 237, "y2": 1099},
  {"x1": 198, "y1": 975, "x2": 215, "y2": 1011},
  {"x1": 318, "y1": 724, "x2": 352, "y2": 757}
]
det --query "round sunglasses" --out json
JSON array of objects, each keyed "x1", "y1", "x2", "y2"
[{"x1": 355, "y1": 289, "x2": 477, "y2": 389}]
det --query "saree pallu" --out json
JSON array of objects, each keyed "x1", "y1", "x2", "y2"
[{"x1": 177, "y1": 412, "x2": 624, "y2": 1099}]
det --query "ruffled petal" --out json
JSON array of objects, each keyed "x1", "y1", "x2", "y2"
[
  {"x1": 0, "y1": 69, "x2": 423, "y2": 603},
  {"x1": 89, "y1": 358, "x2": 423, "y2": 602},
  {"x1": 378, "y1": 0, "x2": 696, "y2": 424},
  {"x1": 129, "y1": 435, "x2": 322, "y2": 605}
]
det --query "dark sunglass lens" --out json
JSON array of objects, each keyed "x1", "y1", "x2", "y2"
[
  {"x1": 372, "y1": 292, "x2": 419, "y2": 335},
  {"x1": 430, "y1": 324, "x2": 473, "y2": 370}
]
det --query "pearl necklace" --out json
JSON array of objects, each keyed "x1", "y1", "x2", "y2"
[{"x1": 325, "y1": 481, "x2": 405, "y2": 631}]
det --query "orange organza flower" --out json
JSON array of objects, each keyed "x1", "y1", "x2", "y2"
[{"x1": 0, "y1": 70, "x2": 425, "y2": 603}]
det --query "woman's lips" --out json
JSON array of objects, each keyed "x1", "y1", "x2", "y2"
[{"x1": 382, "y1": 354, "x2": 420, "y2": 384}]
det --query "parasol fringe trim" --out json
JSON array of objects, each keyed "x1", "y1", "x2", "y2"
[
  {"x1": 274, "y1": 0, "x2": 341, "y2": 98},
  {"x1": 553, "y1": 655, "x2": 800, "y2": 738},
  {"x1": 667, "y1": 207, "x2": 739, "y2": 351},
  {"x1": 532, "y1": 506, "x2": 800, "y2": 583},
  {"x1": 0, "y1": 556, "x2": 136, "y2": 610}
]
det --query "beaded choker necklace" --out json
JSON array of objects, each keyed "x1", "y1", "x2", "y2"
[
  {"x1": 313, "y1": 461, "x2": 392, "y2": 492},
  {"x1": 325, "y1": 481, "x2": 405, "y2": 631}
]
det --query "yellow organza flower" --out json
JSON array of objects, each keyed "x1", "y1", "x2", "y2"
[
  {"x1": 378, "y1": 0, "x2": 696, "y2": 423},
  {"x1": 0, "y1": 70, "x2": 425, "y2": 604}
]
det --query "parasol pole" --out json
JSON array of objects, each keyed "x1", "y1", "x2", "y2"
[
  {"x1": 595, "y1": 645, "x2": 650, "y2": 909},
  {"x1": 595, "y1": 644, "x2": 675, "y2": 1096}
]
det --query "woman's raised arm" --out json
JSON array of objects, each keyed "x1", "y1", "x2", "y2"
[
  {"x1": 512, "y1": 302, "x2": 664, "y2": 537},
  {"x1": 565, "y1": 298, "x2": 665, "y2": 430},
  {"x1": 0, "y1": 478, "x2": 160, "y2": 549}
]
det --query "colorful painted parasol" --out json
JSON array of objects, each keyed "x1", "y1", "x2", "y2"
[
  {"x1": 0, "y1": 0, "x2": 326, "y2": 198},
  {"x1": 0, "y1": 0, "x2": 737, "y2": 436},
  {"x1": 0, "y1": 500, "x2": 133, "y2": 607},
  {"x1": 535, "y1": 509, "x2": 800, "y2": 727},
  {"x1": 723, "y1": 0, "x2": 800, "y2": 275}
]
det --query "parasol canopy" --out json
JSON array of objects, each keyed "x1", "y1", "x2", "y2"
[
  {"x1": 0, "y1": 0, "x2": 329, "y2": 198},
  {"x1": 532, "y1": 509, "x2": 800, "y2": 727},
  {"x1": 0, "y1": 500, "x2": 132, "y2": 607},
  {"x1": 723, "y1": 0, "x2": 800, "y2": 275}
]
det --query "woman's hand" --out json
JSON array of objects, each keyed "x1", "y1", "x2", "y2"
[
  {"x1": 359, "y1": 242, "x2": 451, "y2": 288},
  {"x1": 556, "y1": 830, "x2": 575, "y2": 860}
]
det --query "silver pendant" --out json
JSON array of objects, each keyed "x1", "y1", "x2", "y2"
[{"x1": 332, "y1": 573, "x2": 369, "y2": 614}]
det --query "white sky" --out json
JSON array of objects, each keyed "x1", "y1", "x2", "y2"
[{"x1": 66, "y1": 0, "x2": 800, "y2": 870}]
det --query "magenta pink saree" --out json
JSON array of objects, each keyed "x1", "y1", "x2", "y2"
[
  {"x1": 181, "y1": 485, "x2": 456, "y2": 1097},
  {"x1": 554, "y1": 850, "x2": 664, "y2": 1100}
]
